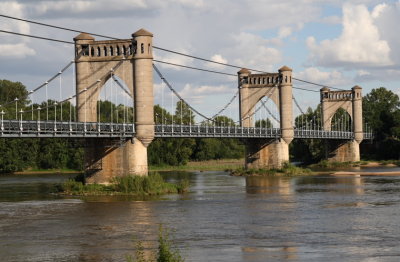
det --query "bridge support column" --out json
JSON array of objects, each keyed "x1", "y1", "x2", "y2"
[
  {"x1": 321, "y1": 86, "x2": 363, "y2": 163},
  {"x1": 238, "y1": 66, "x2": 293, "y2": 170},
  {"x1": 74, "y1": 29, "x2": 155, "y2": 183},
  {"x1": 85, "y1": 138, "x2": 148, "y2": 184},
  {"x1": 246, "y1": 139, "x2": 289, "y2": 169},
  {"x1": 326, "y1": 140, "x2": 360, "y2": 162}
]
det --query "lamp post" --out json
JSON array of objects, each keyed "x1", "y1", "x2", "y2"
[
  {"x1": 37, "y1": 107, "x2": 41, "y2": 132},
  {"x1": 1, "y1": 110, "x2": 4, "y2": 131},
  {"x1": 19, "y1": 109, "x2": 23, "y2": 131},
  {"x1": 15, "y1": 97, "x2": 19, "y2": 120}
]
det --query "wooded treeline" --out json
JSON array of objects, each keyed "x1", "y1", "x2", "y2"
[{"x1": 1, "y1": 79, "x2": 399, "y2": 173}]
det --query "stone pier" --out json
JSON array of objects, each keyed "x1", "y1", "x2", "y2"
[
  {"x1": 74, "y1": 29, "x2": 154, "y2": 183},
  {"x1": 320, "y1": 86, "x2": 363, "y2": 162},
  {"x1": 238, "y1": 66, "x2": 293, "y2": 169}
]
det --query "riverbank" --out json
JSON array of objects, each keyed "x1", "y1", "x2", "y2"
[
  {"x1": 309, "y1": 160, "x2": 400, "y2": 169},
  {"x1": 13, "y1": 169, "x2": 82, "y2": 175},
  {"x1": 150, "y1": 159, "x2": 244, "y2": 172},
  {"x1": 331, "y1": 171, "x2": 400, "y2": 176}
]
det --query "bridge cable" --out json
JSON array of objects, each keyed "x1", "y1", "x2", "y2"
[
  {"x1": 153, "y1": 63, "x2": 215, "y2": 122},
  {"x1": 260, "y1": 98, "x2": 280, "y2": 123},
  {"x1": 23, "y1": 59, "x2": 125, "y2": 115},
  {"x1": 210, "y1": 90, "x2": 239, "y2": 119},
  {"x1": 0, "y1": 61, "x2": 74, "y2": 108},
  {"x1": 236, "y1": 86, "x2": 276, "y2": 124},
  {"x1": 0, "y1": 29, "x2": 74, "y2": 44},
  {"x1": 153, "y1": 60, "x2": 236, "y2": 77},
  {"x1": 0, "y1": 25, "x2": 344, "y2": 91}
]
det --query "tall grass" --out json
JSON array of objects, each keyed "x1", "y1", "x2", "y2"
[
  {"x1": 126, "y1": 225, "x2": 184, "y2": 262},
  {"x1": 60, "y1": 173, "x2": 189, "y2": 196},
  {"x1": 231, "y1": 162, "x2": 311, "y2": 176}
]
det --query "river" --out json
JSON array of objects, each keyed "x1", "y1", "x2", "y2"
[{"x1": 1, "y1": 168, "x2": 400, "y2": 262}]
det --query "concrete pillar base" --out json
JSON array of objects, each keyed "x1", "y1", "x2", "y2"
[
  {"x1": 245, "y1": 139, "x2": 289, "y2": 169},
  {"x1": 326, "y1": 140, "x2": 360, "y2": 162},
  {"x1": 84, "y1": 137, "x2": 148, "y2": 184}
]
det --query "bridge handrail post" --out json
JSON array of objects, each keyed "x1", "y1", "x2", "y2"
[{"x1": 0, "y1": 110, "x2": 4, "y2": 132}]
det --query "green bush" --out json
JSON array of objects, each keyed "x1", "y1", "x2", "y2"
[{"x1": 59, "y1": 173, "x2": 190, "y2": 196}]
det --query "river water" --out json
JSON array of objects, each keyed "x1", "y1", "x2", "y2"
[{"x1": 1, "y1": 169, "x2": 400, "y2": 262}]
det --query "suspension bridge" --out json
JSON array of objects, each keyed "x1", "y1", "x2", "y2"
[{"x1": 0, "y1": 25, "x2": 373, "y2": 183}]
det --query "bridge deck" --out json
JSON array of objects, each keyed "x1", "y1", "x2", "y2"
[{"x1": 0, "y1": 120, "x2": 373, "y2": 140}]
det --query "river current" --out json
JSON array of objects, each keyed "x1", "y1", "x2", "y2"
[{"x1": 1, "y1": 169, "x2": 400, "y2": 262}]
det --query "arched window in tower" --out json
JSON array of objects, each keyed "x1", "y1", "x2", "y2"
[
  {"x1": 116, "y1": 46, "x2": 120, "y2": 56},
  {"x1": 148, "y1": 43, "x2": 151, "y2": 54},
  {"x1": 130, "y1": 44, "x2": 134, "y2": 55},
  {"x1": 123, "y1": 46, "x2": 127, "y2": 55},
  {"x1": 141, "y1": 43, "x2": 144, "y2": 54},
  {"x1": 81, "y1": 45, "x2": 89, "y2": 56},
  {"x1": 90, "y1": 47, "x2": 94, "y2": 57},
  {"x1": 110, "y1": 46, "x2": 114, "y2": 56},
  {"x1": 97, "y1": 47, "x2": 101, "y2": 56},
  {"x1": 104, "y1": 46, "x2": 108, "y2": 56}
]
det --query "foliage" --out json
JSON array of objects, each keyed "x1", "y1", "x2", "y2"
[
  {"x1": 231, "y1": 162, "x2": 311, "y2": 176},
  {"x1": 362, "y1": 87, "x2": 400, "y2": 159},
  {"x1": 126, "y1": 225, "x2": 184, "y2": 262},
  {"x1": 255, "y1": 118, "x2": 273, "y2": 128},
  {"x1": 59, "y1": 173, "x2": 189, "y2": 196}
]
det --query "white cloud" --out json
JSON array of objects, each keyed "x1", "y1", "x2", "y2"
[
  {"x1": 154, "y1": 49, "x2": 194, "y2": 71},
  {"x1": 207, "y1": 54, "x2": 228, "y2": 69},
  {"x1": 278, "y1": 26, "x2": 292, "y2": 39},
  {"x1": 227, "y1": 32, "x2": 282, "y2": 72},
  {"x1": 295, "y1": 67, "x2": 350, "y2": 87},
  {"x1": 0, "y1": 43, "x2": 36, "y2": 58},
  {"x1": 180, "y1": 83, "x2": 231, "y2": 96},
  {"x1": 0, "y1": 2, "x2": 34, "y2": 58},
  {"x1": 307, "y1": 3, "x2": 392, "y2": 68},
  {"x1": 179, "y1": 84, "x2": 232, "y2": 104}
]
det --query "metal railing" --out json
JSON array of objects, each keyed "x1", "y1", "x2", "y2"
[
  {"x1": 155, "y1": 124, "x2": 281, "y2": 138},
  {"x1": 0, "y1": 120, "x2": 373, "y2": 140},
  {"x1": 0, "y1": 120, "x2": 135, "y2": 138}
]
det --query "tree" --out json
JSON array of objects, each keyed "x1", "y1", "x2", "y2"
[
  {"x1": 255, "y1": 118, "x2": 273, "y2": 128},
  {"x1": 363, "y1": 87, "x2": 400, "y2": 140},
  {"x1": 174, "y1": 100, "x2": 194, "y2": 125},
  {"x1": 0, "y1": 79, "x2": 30, "y2": 119},
  {"x1": 362, "y1": 87, "x2": 400, "y2": 159},
  {"x1": 213, "y1": 115, "x2": 236, "y2": 126}
]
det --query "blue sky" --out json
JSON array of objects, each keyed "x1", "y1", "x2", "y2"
[{"x1": 0, "y1": 0, "x2": 400, "y2": 122}]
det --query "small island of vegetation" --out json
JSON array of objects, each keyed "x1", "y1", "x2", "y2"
[
  {"x1": 59, "y1": 173, "x2": 189, "y2": 196},
  {"x1": 231, "y1": 162, "x2": 312, "y2": 177}
]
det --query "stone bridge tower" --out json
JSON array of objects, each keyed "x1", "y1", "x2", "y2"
[
  {"x1": 320, "y1": 86, "x2": 363, "y2": 161},
  {"x1": 238, "y1": 66, "x2": 294, "y2": 169},
  {"x1": 74, "y1": 29, "x2": 154, "y2": 183}
]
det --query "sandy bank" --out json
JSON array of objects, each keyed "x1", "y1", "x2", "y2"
[{"x1": 331, "y1": 171, "x2": 400, "y2": 176}]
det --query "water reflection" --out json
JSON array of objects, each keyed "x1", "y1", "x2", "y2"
[
  {"x1": 2, "y1": 171, "x2": 400, "y2": 261},
  {"x1": 295, "y1": 175, "x2": 365, "y2": 195},
  {"x1": 246, "y1": 176, "x2": 293, "y2": 196}
]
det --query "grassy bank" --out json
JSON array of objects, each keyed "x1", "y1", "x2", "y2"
[
  {"x1": 59, "y1": 173, "x2": 189, "y2": 196},
  {"x1": 231, "y1": 162, "x2": 312, "y2": 177},
  {"x1": 309, "y1": 160, "x2": 400, "y2": 169},
  {"x1": 150, "y1": 159, "x2": 244, "y2": 172},
  {"x1": 14, "y1": 168, "x2": 82, "y2": 175}
]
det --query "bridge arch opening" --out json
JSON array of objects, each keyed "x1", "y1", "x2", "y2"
[
  {"x1": 254, "y1": 96, "x2": 280, "y2": 128},
  {"x1": 330, "y1": 108, "x2": 352, "y2": 132},
  {"x1": 96, "y1": 75, "x2": 134, "y2": 124}
]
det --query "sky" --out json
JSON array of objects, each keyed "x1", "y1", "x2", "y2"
[{"x1": 0, "y1": 0, "x2": 400, "y2": 123}]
